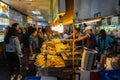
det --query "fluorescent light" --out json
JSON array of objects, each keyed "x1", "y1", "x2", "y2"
[
  {"x1": 37, "y1": 16, "x2": 44, "y2": 19},
  {"x1": 32, "y1": 11, "x2": 40, "y2": 15}
]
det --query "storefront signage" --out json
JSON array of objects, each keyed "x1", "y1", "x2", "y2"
[
  {"x1": 102, "y1": 18, "x2": 108, "y2": 25},
  {"x1": 111, "y1": 16, "x2": 119, "y2": 25},
  {"x1": 10, "y1": 9, "x2": 22, "y2": 22},
  {"x1": 37, "y1": 21, "x2": 48, "y2": 27}
]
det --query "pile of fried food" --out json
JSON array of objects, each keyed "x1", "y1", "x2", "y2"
[
  {"x1": 34, "y1": 54, "x2": 65, "y2": 68},
  {"x1": 34, "y1": 39, "x2": 71, "y2": 68}
]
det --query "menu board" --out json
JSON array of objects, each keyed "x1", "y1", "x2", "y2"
[{"x1": 9, "y1": 9, "x2": 22, "y2": 22}]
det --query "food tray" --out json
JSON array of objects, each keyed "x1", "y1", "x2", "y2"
[{"x1": 61, "y1": 53, "x2": 81, "y2": 67}]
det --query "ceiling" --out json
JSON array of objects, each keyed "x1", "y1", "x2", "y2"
[{"x1": 1, "y1": 0, "x2": 53, "y2": 22}]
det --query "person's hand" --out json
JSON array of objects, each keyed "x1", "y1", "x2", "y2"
[
  {"x1": 29, "y1": 53, "x2": 34, "y2": 57},
  {"x1": 29, "y1": 53, "x2": 35, "y2": 60},
  {"x1": 18, "y1": 53, "x2": 23, "y2": 58},
  {"x1": 104, "y1": 51, "x2": 109, "y2": 56},
  {"x1": 61, "y1": 39, "x2": 65, "y2": 41},
  {"x1": 74, "y1": 39, "x2": 78, "y2": 42}
]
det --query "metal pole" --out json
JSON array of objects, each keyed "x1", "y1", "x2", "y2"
[
  {"x1": 72, "y1": 0, "x2": 75, "y2": 79},
  {"x1": 72, "y1": 22, "x2": 75, "y2": 80}
]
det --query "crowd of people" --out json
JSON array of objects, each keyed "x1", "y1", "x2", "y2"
[
  {"x1": 4, "y1": 23, "x2": 46, "y2": 80},
  {"x1": 3, "y1": 22, "x2": 118, "y2": 80},
  {"x1": 62, "y1": 24, "x2": 117, "y2": 69}
]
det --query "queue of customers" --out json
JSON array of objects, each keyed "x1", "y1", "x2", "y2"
[{"x1": 4, "y1": 23, "x2": 45, "y2": 80}]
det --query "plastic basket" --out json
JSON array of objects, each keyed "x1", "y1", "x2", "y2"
[{"x1": 24, "y1": 76, "x2": 41, "y2": 80}]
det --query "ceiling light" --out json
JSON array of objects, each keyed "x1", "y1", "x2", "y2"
[
  {"x1": 32, "y1": 11, "x2": 40, "y2": 15},
  {"x1": 37, "y1": 16, "x2": 44, "y2": 19}
]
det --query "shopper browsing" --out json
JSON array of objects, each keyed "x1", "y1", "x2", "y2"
[
  {"x1": 29, "y1": 28, "x2": 38, "y2": 59},
  {"x1": 4, "y1": 24, "x2": 23, "y2": 80}
]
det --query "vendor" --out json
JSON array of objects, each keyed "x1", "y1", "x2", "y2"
[
  {"x1": 75, "y1": 26, "x2": 96, "y2": 49},
  {"x1": 65, "y1": 25, "x2": 83, "y2": 48}
]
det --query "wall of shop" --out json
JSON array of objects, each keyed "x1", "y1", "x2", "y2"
[
  {"x1": 90, "y1": 0, "x2": 119, "y2": 17},
  {"x1": 74, "y1": 0, "x2": 119, "y2": 20},
  {"x1": 74, "y1": 0, "x2": 92, "y2": 19},
  {"x1": 98, "y1": 0, "x2": 119, "y2": 17}
]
